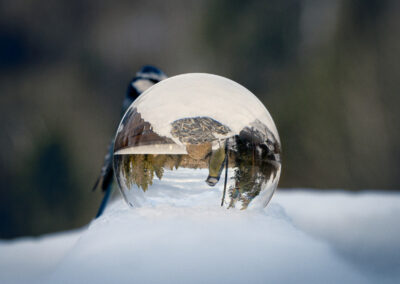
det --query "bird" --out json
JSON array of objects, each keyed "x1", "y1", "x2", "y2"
[{"x1": 93, "y1": 65, "x2": 167, "y2": 218}]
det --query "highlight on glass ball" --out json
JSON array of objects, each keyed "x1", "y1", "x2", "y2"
[{"x1": 113, "y1": 73, "x2": 281, "y2": 210}]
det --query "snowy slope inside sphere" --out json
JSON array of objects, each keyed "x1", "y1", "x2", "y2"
[{"x1": 128, "y1": 73, "x2": 280, "y2": 143}]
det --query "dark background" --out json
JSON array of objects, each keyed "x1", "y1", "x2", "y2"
[{"x1": 1, "y1": 0, "x2": 399, "y2": 238}]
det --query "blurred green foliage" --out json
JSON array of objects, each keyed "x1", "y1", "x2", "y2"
[{"x1": 0, "y1": 0, "x2": 399, "y2": 238}]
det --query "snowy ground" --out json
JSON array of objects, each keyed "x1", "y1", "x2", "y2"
[{"x1": 1, "y1": 190, "x2": 399, "y2": 284}]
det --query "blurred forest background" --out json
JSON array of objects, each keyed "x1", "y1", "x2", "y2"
[{"x1": 1, "y1": 0, "x2": 399, "y2": 238}]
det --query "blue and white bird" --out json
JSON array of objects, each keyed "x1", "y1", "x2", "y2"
[{"x1": 93, "y1": 66, "x2": 167, "y2": 218}]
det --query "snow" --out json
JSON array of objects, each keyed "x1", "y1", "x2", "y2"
[
  {"x1": 0, "y1": 229, "x2": 83, "y2": 284},
  {"x1": 128, "y1": 73, "x2": 280, "y2": 143},
  {"x1": 114, "y1": 143, "x2": 187, "y2": 155},
  {"x1": 117, "y1": 167, "x2": 278, "y2": 209},
  {"x1": 1, "y1": 190, "x2": 399, "y2": 284}
]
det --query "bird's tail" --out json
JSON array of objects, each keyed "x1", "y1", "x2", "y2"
[{"x1": 95, "y1": 182, "x2": 113, "y2": 218}]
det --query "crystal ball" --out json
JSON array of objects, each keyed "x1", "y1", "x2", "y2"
[{"x1": 113, "y1": 73, "x2": 281, "y2": 210}]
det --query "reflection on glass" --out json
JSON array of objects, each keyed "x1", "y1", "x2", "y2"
[{"x1": 113, "y1": 73, "x2": 281, "y2": 210}]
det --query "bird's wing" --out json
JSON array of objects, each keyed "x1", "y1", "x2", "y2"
[
  {"x1": 93, "y1": 66, "x2": 167, "y2": 194},
  {"x1": 92, "y1": 140, "x2": 114, "y2": 192}
]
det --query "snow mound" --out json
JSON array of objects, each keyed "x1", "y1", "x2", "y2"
[{"x1": 1, "y1": 190, "x2": 399, "y2": 284}]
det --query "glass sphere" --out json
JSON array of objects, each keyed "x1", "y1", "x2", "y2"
[{"x1": 113, "y1": 73, "x2": 281, "y2": 210}]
